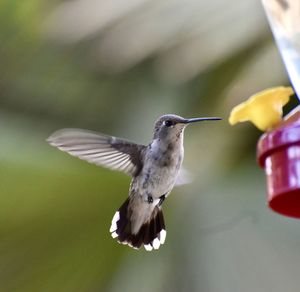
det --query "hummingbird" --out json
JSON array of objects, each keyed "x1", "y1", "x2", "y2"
[{"x1": 47, "y1": 114, "x2": 221, "y2": 251}]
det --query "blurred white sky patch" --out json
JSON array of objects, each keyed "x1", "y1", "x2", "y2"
[{"x1": 45, "y1": 0, "x2": 269, "y2": 83}]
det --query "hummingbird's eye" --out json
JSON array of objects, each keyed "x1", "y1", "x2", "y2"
[{"x1": 164, "y1": 120, "x2": 174, "y2": 127}]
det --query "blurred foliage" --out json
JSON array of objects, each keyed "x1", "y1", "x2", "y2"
[{"x1": 0, "y1": 0, "x2": 298, "y2": 292}]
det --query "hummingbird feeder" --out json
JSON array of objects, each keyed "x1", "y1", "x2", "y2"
[
  {"x1": 229, "y1": 86, "x2": 300, "y2": 218},
  {"x1": 257, "y1": 106, "x2": 300, "y2": 218},
  {"x1": 229, "y1": 1, "x2": 300, "y2": 218}
]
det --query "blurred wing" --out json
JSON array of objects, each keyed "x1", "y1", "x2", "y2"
[
  {"x1": 175, "y1": 167, "x2": 193, "y2": 186},
  {"x1": 47, "y1": 129, "x2": 145, "y2": 176}
]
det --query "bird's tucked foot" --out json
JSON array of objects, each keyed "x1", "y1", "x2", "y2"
[{"x1": 159, "y1": 194, "x2": 166, "y2": 206}]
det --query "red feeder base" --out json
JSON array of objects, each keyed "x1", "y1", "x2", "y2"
[{"x1": 257, "y1": 106, "x2": 300, "y2": 218}]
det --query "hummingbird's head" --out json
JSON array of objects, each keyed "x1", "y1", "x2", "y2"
[{"x1": 153, "y1": 114, "x2": 222, "y2": 141}]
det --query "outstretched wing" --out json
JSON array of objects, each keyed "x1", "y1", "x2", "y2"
[{"x1": 47, "y1": 129, "x2": 146, "y2": 177}]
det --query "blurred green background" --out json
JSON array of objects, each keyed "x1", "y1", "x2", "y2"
[{"x1": 1, "y1": 0, "x2": 300, "y2": 291}]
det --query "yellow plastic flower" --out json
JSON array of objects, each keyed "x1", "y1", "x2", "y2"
[{"x1": 229, "y1": 86, "x2": 294, "y2": 131}]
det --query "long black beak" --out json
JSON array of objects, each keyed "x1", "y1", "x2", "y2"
[{"x1": 182, "y1": 117, "x2": 222, "y2": 124}]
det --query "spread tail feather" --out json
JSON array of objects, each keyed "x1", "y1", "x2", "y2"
[{"x1": 110, "y1": 197, "x2": 166, "y2": 251}]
